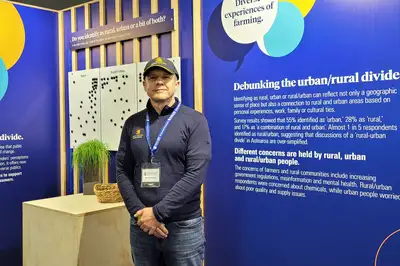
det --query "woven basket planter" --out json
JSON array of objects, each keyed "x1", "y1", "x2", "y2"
[{"x1": 93, "y1": 183, "x2": 123, "y2": 203}]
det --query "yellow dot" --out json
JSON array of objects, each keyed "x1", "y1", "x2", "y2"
[
  {"x1": 279, "y1": 0, "x2": 316, "y2": 17},
  {"x1": 0, "y1": 2, "x2": 26, "y2": 70}
]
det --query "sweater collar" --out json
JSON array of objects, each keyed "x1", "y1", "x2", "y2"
[{"x1": 146, "y1": 97, "x2": 180, "y2": 116}]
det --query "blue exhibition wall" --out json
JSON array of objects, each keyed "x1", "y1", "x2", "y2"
[
  {"x1": 203, "y1": 1, "x2": 400, "y2": 266},
  {"x1": 0, "y1": 3, "x2": 59, "y2": 265},
  {"x1": 63, "y1": 0, "x2": 194, "y2": 193}
]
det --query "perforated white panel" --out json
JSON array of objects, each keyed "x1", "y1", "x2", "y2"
[
  {"x1": 99, "y1": 64, "x2": 137, "y2": 151},
  {"x1": 68, "y1": 69, "x2": 101, "y2": 149}
]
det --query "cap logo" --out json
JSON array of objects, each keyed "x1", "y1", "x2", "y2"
[{"x1": 155, "y1": 57, "x2": 167, "y2": 65}]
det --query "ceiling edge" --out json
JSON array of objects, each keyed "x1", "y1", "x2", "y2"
[
  {"x1": 2, "y1": 0, "x2": 58, "y2": 12},
  {"x1": 60, "y1": 0, "x2": 100, "y2": 12}
]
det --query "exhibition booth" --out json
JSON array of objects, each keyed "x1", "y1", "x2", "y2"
[{"x1": 1, "y1": 0, "x2": 400, "y2": 265}]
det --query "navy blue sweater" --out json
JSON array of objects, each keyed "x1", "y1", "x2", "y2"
[{"x1": 116, "y1": 98, "x2": 212, "y2": 223}]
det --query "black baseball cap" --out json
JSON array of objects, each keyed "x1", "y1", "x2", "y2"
[{"x1": 143, "y1": 57, "x2": 179, "y2": 80}]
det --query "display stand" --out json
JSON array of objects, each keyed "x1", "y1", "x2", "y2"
[{"x1": 22, "y1": 194, "x2": 133, "y2": 266}]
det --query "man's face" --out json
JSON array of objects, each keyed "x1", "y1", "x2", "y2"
[{"x1": 143, "y1": 68, "x2": 179, "y2": 102}]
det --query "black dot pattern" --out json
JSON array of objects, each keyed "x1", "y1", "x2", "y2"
[
  {"x1": 101, "y1": 72, "x2": 133, "y2": 129},
  {"x1": 69, "y1": 76, "x2": 99, "y2": 147},
  {"x1": 69, "y1": 64, "x2": 148, "y2": 149}
]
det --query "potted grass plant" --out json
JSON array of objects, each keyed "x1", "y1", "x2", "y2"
[{"x1": 72, "y1": 139, "x2": 110, "y2": 195}]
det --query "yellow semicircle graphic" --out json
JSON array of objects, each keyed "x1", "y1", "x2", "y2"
[
  {"x1": 0, "y1": 2, "x2": 26, "y2": 70},
  {"x1": 280, "y1": 0, "x2": 316, "y2": 17}
]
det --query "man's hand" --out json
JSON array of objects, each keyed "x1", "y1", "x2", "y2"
[
  {"x1": 135, "y1": 207, "x2": 168, "y2": 239},
  {"x1": 154, "y1": 223, "x2": 169, "y2": 239}
]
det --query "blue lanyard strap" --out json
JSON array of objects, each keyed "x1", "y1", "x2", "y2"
[{"x1": 146, "y1": 101, "x2": 182, "y2": 160}]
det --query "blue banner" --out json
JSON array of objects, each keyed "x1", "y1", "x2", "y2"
[
  {"x1": 0, "y1": 3, "x2": 59, "y2": 264},
  {"x1": 69, "y1": 9, "x2": 174, "y2": 50},
  {"x1": 203, "y1": 1, "x2": 400, "y2": 265}
]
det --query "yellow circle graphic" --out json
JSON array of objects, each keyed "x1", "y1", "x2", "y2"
[
  {"x1": 280, "y1": 0, "x2": 316, "y2": 17},
  {"x1": 0, "y1": 2, "x2": 26, "y2": 70}
]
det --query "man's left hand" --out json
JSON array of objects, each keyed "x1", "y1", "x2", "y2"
[{"x1": 135, "y1": 207, "x2": 162, "y2": 234}]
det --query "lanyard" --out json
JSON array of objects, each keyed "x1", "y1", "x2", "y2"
[{"x1": 146, "y1": 101, "x2": 181, "y2": 160}]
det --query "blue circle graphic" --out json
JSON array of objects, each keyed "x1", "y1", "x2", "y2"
[
  {"x1": 0, "y1": 57, "x2": 9, "y2": 101},
  {"x1": 262, "y1": 2, "x2": 305, "y2": 57}
]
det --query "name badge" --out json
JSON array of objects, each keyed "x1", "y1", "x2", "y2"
[{"x1": 141, "y1": 161, "x2": 161, "y2": 188}]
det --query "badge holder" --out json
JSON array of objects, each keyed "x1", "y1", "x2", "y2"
[{"x1": 141, "y1": 158, "x2": 161, "y2": 188}]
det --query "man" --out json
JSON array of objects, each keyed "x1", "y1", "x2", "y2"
[{"x1": 116, "y1": 57, "x2": 212, "y2": 266}]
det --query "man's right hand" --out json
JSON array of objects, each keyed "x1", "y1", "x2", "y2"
[{"x1": 150, "y1": 223, "x2": 169, "y2": 239}]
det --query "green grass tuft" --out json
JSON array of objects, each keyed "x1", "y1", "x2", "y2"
[{"x1": 72, "y1": 139, "x2": 110, "y2": 171}]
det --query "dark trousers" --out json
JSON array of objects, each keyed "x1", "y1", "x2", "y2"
[{"x1": 130, "y1": 216, "x2": 206, "y2": 266}]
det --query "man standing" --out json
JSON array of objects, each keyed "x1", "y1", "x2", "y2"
[{"x1": 116, "y1": 57, "x2": 212, "y2": 266}]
